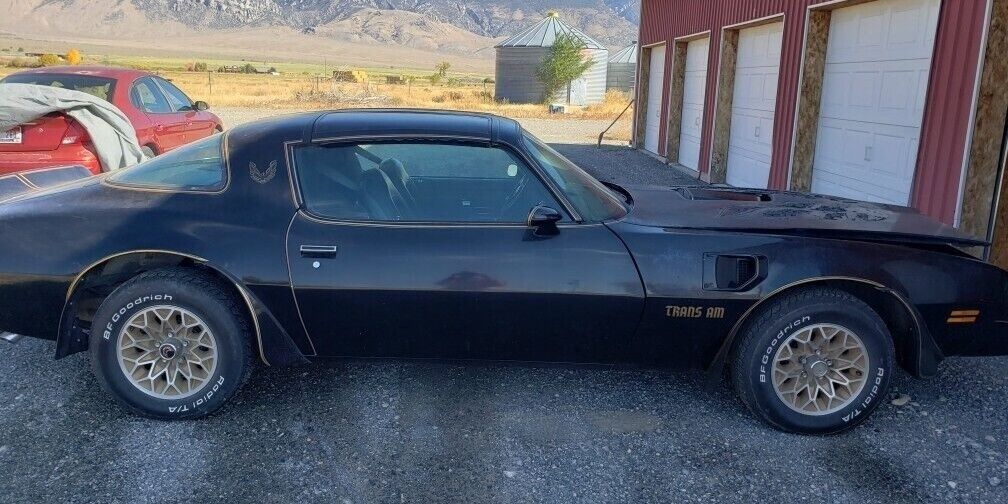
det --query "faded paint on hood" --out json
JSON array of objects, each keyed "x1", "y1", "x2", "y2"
[{"x1": 618, "y1": 185, "x2": 986, "y2": 247}]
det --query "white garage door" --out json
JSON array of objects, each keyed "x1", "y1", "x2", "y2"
[
  {"x1": 811, "y1": 0, "x2": 940, "y2": 205},
  {"x1": 643, "y1": 45, "x2": 666, "y2": 155},
  {"x1": 726, "y1": 22, "x2": 783, "y2": 188},
  {"x1": 678, "y1": 38, "x2": 709, "y2": 171}
]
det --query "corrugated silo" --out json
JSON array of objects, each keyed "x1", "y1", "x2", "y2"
[
  {"x1": 607, "y1": 42, "x2": 638, "y2": 92},
  {"x1": 494, "y1": 13, "x2": 609, "y2": 105}
]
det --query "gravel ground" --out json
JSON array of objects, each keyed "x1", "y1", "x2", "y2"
[
  {"x1": 0, "y1": 109, "x2": 1004, "y2": 503},
  {"x1": 0, "y1": 339, "x2": 1005, "y2": 503}
]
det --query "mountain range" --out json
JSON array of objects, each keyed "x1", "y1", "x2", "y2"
[{"x1": 1, "y1": 1, "x2": 639, "y2": 70}]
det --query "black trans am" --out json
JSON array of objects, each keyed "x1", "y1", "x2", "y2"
[{"x1": 0, "y1": 110, "x2": 1005, "y2": 434}]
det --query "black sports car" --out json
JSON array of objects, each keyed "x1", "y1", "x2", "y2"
[{"x1": 0, "y1": 110, "x2": 1005, "y2": 434}]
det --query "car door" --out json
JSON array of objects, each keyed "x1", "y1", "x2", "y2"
[
  {"x1": 154, "y1": 77, "x2": 216, "y2": 141},
  {"x1": 130, "y1": 77, "x2": 187, "y2": 151},
  {"x1": 285, "y1": 139, "x2": 645, "y2": 363}
]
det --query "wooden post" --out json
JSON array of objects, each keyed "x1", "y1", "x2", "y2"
[{"x1": 207, "y1": 71, "x2": 212, "y2": 97}]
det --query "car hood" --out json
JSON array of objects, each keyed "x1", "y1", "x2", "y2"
[{"x1": 617, "y1": 185, "x2": 986, "y2": 247}]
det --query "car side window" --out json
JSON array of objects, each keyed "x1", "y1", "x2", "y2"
[
  {"x1": 155, "y1": 77, "x2": 194, "y2": 112},
  {"x1": 295, "y1": 141, "x2": 563, "y2": 224},
  {"x1": 108, "y1": 133, "x2": 225, "y2": 191},
  {"x1": 131, "y1": 78, "x2": 173, "y2": 114}
]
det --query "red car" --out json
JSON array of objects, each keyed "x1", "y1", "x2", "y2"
[{"x1": 0, "y1": 66, "x2": 222, "y2": 175}]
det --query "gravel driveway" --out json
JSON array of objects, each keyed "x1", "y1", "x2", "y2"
[
  {"x1": 0, "y1": 109, "x2": 1005, "y2": 503},
  {"x1": 1, "y1": 339, "x2": 1005, "y2": 503}
]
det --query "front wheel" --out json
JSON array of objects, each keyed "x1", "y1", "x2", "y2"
[
  {"x1": 732, "y1": 287, "x2": 894, "y2": 434},
  {"x1": 89, "y1": 268, "x2": 254, "y2": 419}
]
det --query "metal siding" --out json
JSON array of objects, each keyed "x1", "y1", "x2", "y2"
[
  {"x1": 585, "y1": 49, "x2": 611, "y2": 103},
  {"x1": 638, "y1": 0, "x2": 989, "y2": 224},
  {"x1": 495, "y1": 47, "x2": 549, "y2": 104},
  {"x1": 495, "y1": 47, "x2": 609, "y2": 105},
  {"x1": 911, "y1": 0, "x2": 989, "y2": 223},
  {"x1": 608, "y1": 62, "x2": 637, "y2": 91}
]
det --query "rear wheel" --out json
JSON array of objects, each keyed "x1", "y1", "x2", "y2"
[
  {"x1": 140, "y1": 145, "x2": 156, "y2": 159},
  {"x1": 732, "y1": 287, "x2": 894, "y2": 434},
  {"x1": 88, "y1": 268, "x2": 253, "y2": 419}
]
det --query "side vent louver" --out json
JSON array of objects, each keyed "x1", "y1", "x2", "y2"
[{"x1": 704, "y1": 254, "x2": 765, "y2": 292}]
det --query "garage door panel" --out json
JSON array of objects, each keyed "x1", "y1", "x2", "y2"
[
  {"x1": 812, "y1": 166, "x2": 910, "y2": 204},
  {"x1": 643, "y1": 45, "x2": 666, "y2": 154},
  {"x1": 872, "y1": 132, "x2": 912, "y2": 179},
  {"x1": 678, "y1": 38, "x2": 708, "y2": 171},
  {"x1": 827, "y1": 0, "x2": 938, "y2": 63},
  {"x1": 725, "y1": 22, "x2": 782, "y2": 189},
  {"x1": 726, "y1": 147, "x2": 772, "y2": 188},
  {"x1": 683, "y1": 73, "x2": 707, "y2": 104},
  {"x1": 820, "y1": 64, "x2": 930, "y2": 126},
  {"x1": 814, "y1": 115, "x2": 923, "y2": 204}
]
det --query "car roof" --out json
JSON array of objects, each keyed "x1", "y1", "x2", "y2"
[
  {"x1": 311, "y1": 109, "x2": 522, "y2": 143},
  {"x1": 8, "y1": 65, "x2": 151, "y2": 81}
]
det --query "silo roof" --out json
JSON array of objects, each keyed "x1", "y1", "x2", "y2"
[
  {"x1": 495, "y1": 14, "x2": 606, "y2": 50},
  {"x1": 609, "y1": 42, "x2": 638, "y2": 64}
]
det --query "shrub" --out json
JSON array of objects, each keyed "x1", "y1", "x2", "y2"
[
  {"x1": 65, "y1": 48, "x2": 82, "y2": 65},
  {"x1": 432, "y1": 91, "x2": 465, "y2": 103},
  {"x1": 536, "y1": 33, "x2": 594, "y2": 104},
  {"x1": 38, "y1": 53, "x2": 61, "y2": 66},
  {"x1": 7, "y1": 57, "x2": 38, "y2": 68},
  {"x1": 192, "y1": 61, "x2": 208, "y2": 72}
]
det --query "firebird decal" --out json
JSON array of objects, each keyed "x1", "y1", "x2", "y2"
[{"x1": 250, "y1": 160, "x2": 278, "y2": 184}]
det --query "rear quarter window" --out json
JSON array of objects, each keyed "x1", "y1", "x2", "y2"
[
  {"x1": 108, "y1": 133, "x2": 226, "y2": 191},
  {"x1": 1, "y1": 73, "x2": 116, "y2": 102}
]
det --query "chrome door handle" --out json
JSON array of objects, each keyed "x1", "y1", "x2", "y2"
[{"x1": 300, "y1": 245, "x2": 339, "y2": 258}]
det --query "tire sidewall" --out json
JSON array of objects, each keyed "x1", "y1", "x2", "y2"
[
  {"x1": 90, "y1": 281, "x2": 244, "y2": 419},
  {"x1": 744, "y1": 300, "x2": 893, "y2": 433}
]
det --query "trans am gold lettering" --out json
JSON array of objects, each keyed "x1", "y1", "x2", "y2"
[{"x1": 666, "y1": 306, "x2": 723, "y2": 319}]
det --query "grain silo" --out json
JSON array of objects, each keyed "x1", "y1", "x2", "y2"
[
  {"x1": 494, "y1": 12, "x2": 609, "y2": 105},
  {"x1": 607, "y1": 42, "x2": 638, "y2": 93}
]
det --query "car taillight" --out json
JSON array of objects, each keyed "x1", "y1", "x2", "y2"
[{"x1": 61, "y1": 121, "x2": 90, "y2": 145}]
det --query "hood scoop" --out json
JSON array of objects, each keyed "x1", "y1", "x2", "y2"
[{"x1": 674, "y1": 187, "x2": 773, "y2": 202}]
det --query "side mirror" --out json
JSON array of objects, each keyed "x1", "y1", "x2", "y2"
[
  {"x1": 527, "y1": 205, "x2": 562, "y2": 236},
  {"x1": 194, "y1": 101, "x2": 210, "y2": 111}
]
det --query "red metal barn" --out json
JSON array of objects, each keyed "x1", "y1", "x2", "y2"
[{"x1": 632, "y1": 0, "x2": 1008, "y2": 265}]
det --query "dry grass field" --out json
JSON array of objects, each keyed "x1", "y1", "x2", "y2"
[
  {"x1": 0, "y1": 59, "x2": 634, "y2": 142},
  {"x1": 161, "y1": 70, "x2": 634, "y2": 123}
]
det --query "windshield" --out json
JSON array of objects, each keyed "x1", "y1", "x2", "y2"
[
  {"x1": 1, "y1": 73, "x2": 116, "y2": 102},
  {"x1": 522, "y1": 133, "x2": 626, "y2": 222}
]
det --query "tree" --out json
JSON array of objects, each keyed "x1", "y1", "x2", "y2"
[
  {"x1": 535, "y1": 33, "x2": 594, "y2": 104},
  {"x1": 65, "y1": 48, "x2": 82, "y2": 65},
  {"x1": 435, "y1": 61, "x2": 451, "y2": 78},
  {"x1": 429, "y1": 61, "x2": 451, "y2": 85}
]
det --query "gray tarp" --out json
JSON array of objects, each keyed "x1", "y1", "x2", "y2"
[{"x1": 0, "y1": 83, "x2": 146, "y2": 170}]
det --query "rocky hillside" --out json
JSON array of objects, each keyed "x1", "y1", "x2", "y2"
[{"x1": 134, "y1": 0, "x2": 638, "y2": 45}]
